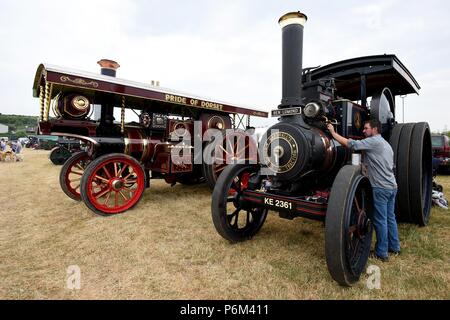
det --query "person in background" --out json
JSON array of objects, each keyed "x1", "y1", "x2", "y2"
[
  {"x1": 0, "y1": 138, "x2": 7, "y2": 161},
  {"x1": 13, "y1": 140, "x2": 23, "y2": 161},
  {"x1": 0, "y1": 138, "x2": 6, "y2": 151}
]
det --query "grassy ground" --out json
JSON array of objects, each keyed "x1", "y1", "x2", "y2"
[{"x1": 0, "y1": 149, "x2": 449, "y2": 299}]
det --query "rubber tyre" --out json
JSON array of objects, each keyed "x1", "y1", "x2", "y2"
[
  {"x1": 80, "y1": 153, "x2": 146, "y2": 216},
  {"x1": 59, "y1": 151, "x2": 90, "y2": 201},
  {"x1": 395, "y1": 123, "x2": 415, "y2": 222},
  {"x1": 389, "y1": 123, "x2": 404, "y2": 172},
  {"x1": 325, "y1": 165, "x2": 373, "y2": 286},
  {"x1": 389, "y1": 123, "x2": 404, "y2": 221},
  {"x1": 49, "y1": 146, "x2": 72, "y2": 165},
  {"x1": 409, "y1": 122, "x2": 432, "y2": 226},
  {"x1": 389, "y1": 124, "x2": 404, "y2": 221},
  {"x1": 392, "y1": 123, "x2": 433, "y2": 225},
  {"x1": 211, "y1": 164, "x2": 268, "y2": 242}
]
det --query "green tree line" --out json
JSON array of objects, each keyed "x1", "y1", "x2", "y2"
[{"x1": 0, "y1": 114, "x2": 39, "y2": 138}]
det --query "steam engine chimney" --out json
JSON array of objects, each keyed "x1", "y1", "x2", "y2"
[
  {"x1": 97, "y1": 59, "x2": 120, "y2": 77},
  {"x1": 278, "y1": 12, "x2": 307, "y2": 109},
  {"x1": 95, "y1": 59, "x2": 120, "y2": 124}
]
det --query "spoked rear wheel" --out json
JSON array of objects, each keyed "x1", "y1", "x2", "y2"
[
  {"x1": 59, "y1": 151, "x2": 91, "y2": 201},
  {"x1": 80, "y1": 153, "x2": 146, "y2": 216},
  {"x1": 211, "y1": 164, "x2": 267, "y2": 242},
  {"x1": 203, "y1": 131, "x2": 258, "y2": 190},
  {"x1": 325, "y1": 165, "x2": 374, "y2": 286}
]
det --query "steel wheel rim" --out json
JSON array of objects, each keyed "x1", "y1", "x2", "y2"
[
  {"x1": 86, "y1": 157, "x2": 145, "y2": 214},
  {"x1": 345, "y1": 177, "x2": 373, "y2": 276}
]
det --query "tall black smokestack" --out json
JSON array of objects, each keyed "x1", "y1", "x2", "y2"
[
  {"x1": 97, "y1": 59, "x2": 120, "y2": 77},
  {"x1": 278, "y1": 12, "x2": 307, "y2": 109}
]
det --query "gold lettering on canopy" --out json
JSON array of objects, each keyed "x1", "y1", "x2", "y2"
[{"x1": 165, "y1": 94, "x2": 223, "y2": 111}]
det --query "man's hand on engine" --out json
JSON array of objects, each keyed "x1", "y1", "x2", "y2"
[
  {"x1": 326, "y1": 123, "x2": 335, "y2": 134},
  {"x1": 326, "y1": 122, "x2": 349, "y2": 147}
]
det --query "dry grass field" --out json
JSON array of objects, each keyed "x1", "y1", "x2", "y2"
[{"x1": 1, "y1": 149, "x2": 449, "y2": 300}]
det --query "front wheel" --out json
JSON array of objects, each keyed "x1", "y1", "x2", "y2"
[
  {"x1": 211, "y1": 164, "x2": 268, "y2": 242},
  {"x1": 325, "y1": 165, "x2": 374, "y2": 286},
  {"x1": 59, "y1": 151, "x2": 91, "y2": 201},
  {"x1": 80, "y1": 153, "x2": 146, "y2": 216}
]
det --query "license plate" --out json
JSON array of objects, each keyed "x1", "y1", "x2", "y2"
[
  {"x1": 263, "y1": 197, "x2": 296, "y2": 211},
  {"x1": 271, "y1": 107, "x2": 302, "y2": 117}
]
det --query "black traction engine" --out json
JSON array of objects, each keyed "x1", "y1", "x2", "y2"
[{"x1": 211, "y1": 11, "x2": 432, "y2": 286}]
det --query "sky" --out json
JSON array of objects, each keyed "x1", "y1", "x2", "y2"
[{"x1": 0, "y1": 0, "x2": 449, "y2": 131}]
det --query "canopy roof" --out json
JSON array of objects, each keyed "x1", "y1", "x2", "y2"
[
  {"x1": 302, "y1": 54, "x2": 420, "y2": 100},
  {"x1": 33, "y1": 64, "x2": 268, "y2": 118}
]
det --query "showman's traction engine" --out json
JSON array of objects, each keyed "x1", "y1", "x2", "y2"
[{"x1": 33, "y1": 59, "x2": 267, "y2": 216}]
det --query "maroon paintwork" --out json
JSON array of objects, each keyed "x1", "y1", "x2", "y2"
[{"x1": 39, "y1": 119, "x2": 98, "y2": 136}]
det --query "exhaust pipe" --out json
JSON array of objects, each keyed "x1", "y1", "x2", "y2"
[{"x1": 278, "y1": 12, "x2": 307, "y2": 109}]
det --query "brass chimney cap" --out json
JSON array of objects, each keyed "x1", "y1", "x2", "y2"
[
  {"x1": 97, "y1": 59, "x2": 120, "y2": 70},
  {"x1": 278, "y1": 11, "x2": 308, "y2": 28}
]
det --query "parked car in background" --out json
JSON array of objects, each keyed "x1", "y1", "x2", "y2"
[
  {"x1": 432, "y1": 134, "x2": 450, "y2": 173},
  {"x1": 27, "y1": 135, "x2": 59, "y2": 150},
  {"x1": 25, "y1": 135, "x2": 38, "y2": 148}
]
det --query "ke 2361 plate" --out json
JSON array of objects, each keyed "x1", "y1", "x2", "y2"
[{"x1": 263, "y1": 197, "x2": 296, "y2": 211}]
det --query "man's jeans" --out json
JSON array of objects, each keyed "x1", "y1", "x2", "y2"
[{"x1": 372, "y1": 187, "x2": 401, "y2": 258}]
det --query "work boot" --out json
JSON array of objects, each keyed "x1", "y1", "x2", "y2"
[{"x1": 370, "y1": 251, "x2": 389, "y2": 262}]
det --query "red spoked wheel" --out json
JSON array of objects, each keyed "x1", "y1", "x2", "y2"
[
  {"x1": 80, "y1": 153, "x2": 147, "y2": 216},
  {"x1": 203, "y1": 130, "x2": 258, "y2": 190},
  {"x1": 59, "y1": 151, "x2": 91, "y2": 201}
]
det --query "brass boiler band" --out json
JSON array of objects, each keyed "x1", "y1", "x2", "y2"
[
  {"x1": 122, "y1": 127, "x2": 190, "y2": 165},
  {"x1": 123, "y1": 127, "x2": 152, "y2": 162}
]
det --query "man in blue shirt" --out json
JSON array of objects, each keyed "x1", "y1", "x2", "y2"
[{"x1": 327, "y1": 119, "x2": 401, "y2": 262}]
